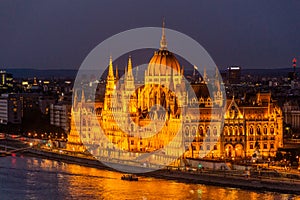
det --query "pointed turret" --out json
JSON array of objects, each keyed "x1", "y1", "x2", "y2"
[
  {"x1": 215, "y1": 67, "x2": 221, "y2": 91},
  {"x1": 81, "y1": 89, "x2": 85, "y2": 103},
  {"x1": 127, "y1": 56, "x2": 133, "y2": 78},
  {"x1": 73, "y1": 90, "x2": 78, "y2": 109},
  {"x1": 123, "y1": 56, "x2": 136, "y2": 113},
  {"x1": 203, "y1": 67, "x2": 208, "y2": 83},
  {"x1": 66, "y1": 104, "x2": 85, "y2": 152},
  {"x1": 135, "y1": 65, "x2": 139, "y2": 81},
  {"x1": 108, "y1": 56, "x2": 114, "y2": 80},
  {"x1": 104, "y1": 56, "x2": 116, "y2": 111},
  {"x1": 115, "y1": 65, "x2": 119, "y2": 81},
  {"x1": 215, "y1": 66, "x2": 219, "y2": 79},
  {"x1": 160, "y1": 18, "x2": 167, "y2": 50}
]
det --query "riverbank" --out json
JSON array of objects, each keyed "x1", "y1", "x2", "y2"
[{"x1": 2, "y1": 139, "x2": 300, "y2": 194}]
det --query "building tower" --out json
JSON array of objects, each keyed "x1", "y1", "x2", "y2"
[
  {"x1": 293, "y1": 57, "x2": 297, "y2": 74},
  {"x1": 103, "y1": 56, "x2": 115, "y2": 111},
  {"x1": 66, "y1": 91, "x2": 85, "y2": 152},
  {"x1": 123, "y1": 56, "x2": 137, "y2": 113},
  {"x1": 293, "y1": 57, "x2": 297, "y2": 80}
]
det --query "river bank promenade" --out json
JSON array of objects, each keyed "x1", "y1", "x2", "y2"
[{"x1": 1, "y1": 139, "x2": 300, "y2": 194}]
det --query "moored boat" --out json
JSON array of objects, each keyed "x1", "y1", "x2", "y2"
[{"x1": 121, "y1": 174, "x2": 138, "y2": 181}]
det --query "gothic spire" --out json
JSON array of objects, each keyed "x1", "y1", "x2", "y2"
[
  {"x1": 108, "y1": 56, "x2": 114, "y2": 80},
  {"x1": 215, "y1": 66, "x2": 219, "y2": 79},
  {"x1": 169, "y1": 68, "x2": 175, "y2": 92},
  {"x1": 73, "y1": 90, "x2": 78, "y2": 109},
  {"x1": 81, "y1": 89, "x2": 85, "y2": 103},
  {"x1": 115, "y1": 65, "x2": 119, "y2": 80},
  {"x1": 127, "y1": 56, "x2": 133, "y2": 78},
  {"x1": 160, "y1": 18, "x2": 167, "y2": 50},
  {"x1": 203, "y1": 67, "x2": 208, "y2": 83}
]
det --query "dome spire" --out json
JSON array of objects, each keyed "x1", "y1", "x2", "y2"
[{"x1": 160, "y1": 18, "x2": 167, "y2": 50}]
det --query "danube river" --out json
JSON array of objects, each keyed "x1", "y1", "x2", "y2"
[{"x1": 0, "y1": 156, "x2": 299, "y2": 200}]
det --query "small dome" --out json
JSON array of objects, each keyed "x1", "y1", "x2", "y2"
[{"x1": 147, "y1": 50, "x2": 181, "y2": 76}]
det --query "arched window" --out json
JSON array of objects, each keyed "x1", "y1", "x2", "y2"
[
  {"x1": 131, "y1": 124, "x2": 134, "y2": 132},
  {"x1": 192, "y1": 127, "x2": 196, "y2": 137},
  {"x1": 270, "y1": 126, "x2": 274, "y2": 134},
  {"x1": 234, "y1": 126, "x2": 239, "y2": 136},
  {"x1": 223, "y1": 126, "x2": 228, "y2": 136},
  {"x1": 250, "y1": 126, "x2": 253, "y2": 135},
  {"x1": 257, "y1": 126, "x2": 261, "y2": 135},
  {"x1": 185, "y1": 127, "x2": 189, "y2": 137},
  {"x1": 239, "y1": 126, "x2": 243, "y2": 135},
  {"x1": 199, "y1": 126, "x2": 204, "y2": 136},
  {"x1": 263, "y1": 126, "x2": 268, "y2": 135},
  {"x1": 213, "y1": 127, "x2": 217, "y2": 136},
  {"x1": 206, "y1": 127, "x2": 210, "y2": 136},
  {"x1": 229, "y1": 127, "x2": 233, "y2": 135},
  {"x1": 161, "y1": 92, "x2": 166, "y2": 108}
]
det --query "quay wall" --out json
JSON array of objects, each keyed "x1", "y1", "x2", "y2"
[{"x1": 25, "y1": 148, "x2": 300, "y2": 194}]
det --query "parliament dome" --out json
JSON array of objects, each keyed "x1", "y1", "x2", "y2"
[
  {"x1": 147, "y1": 21, "x2": 181, "y2": 76},
  {"x1": 148, "y1": 50, "x2": 181, "y2": 76}
]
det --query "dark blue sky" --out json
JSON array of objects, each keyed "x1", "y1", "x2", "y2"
[{"x1": 0, "y1": 0, "x2": 299, "y2": 69}]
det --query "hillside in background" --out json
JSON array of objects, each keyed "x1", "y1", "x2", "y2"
[
  {"x1": 2, "y1": 67, "x2": 296, "y2": 79},
  {"x1": 5, "y1": 68, "x2": 78, "y2": 79}
]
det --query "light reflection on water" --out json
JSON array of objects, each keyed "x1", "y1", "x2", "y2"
[{"x1": 0, "y1": 156, "x2": 299, "y2": 200}]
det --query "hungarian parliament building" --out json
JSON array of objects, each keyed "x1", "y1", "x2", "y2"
[{"x1": 67, "y1": 25, "x2": 283, "y2": 165}]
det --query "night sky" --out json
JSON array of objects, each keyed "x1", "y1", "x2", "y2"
[{"x1": 0, "y1": 0, "x2": 299, "y2": 70}]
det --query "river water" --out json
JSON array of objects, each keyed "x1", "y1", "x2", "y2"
[{"x1": 0, "y1": 156, "x2": 299, "y2": 200}]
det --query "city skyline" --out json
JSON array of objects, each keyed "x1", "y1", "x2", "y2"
[
  {"x1": 0, "y1": 1, "x2": 300, "y2": 70},
  {"x1": 1, "y1": 2, "x2": 300, "y2": 199}
]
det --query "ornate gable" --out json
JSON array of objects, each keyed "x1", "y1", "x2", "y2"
[{"x1": 225, "y1": 98, "x2": 243, "y2": 119}]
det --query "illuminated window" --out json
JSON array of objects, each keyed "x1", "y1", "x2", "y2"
[
  {"x1": 229, "y1": 127, "x2": 233, "y2": 135},
  {"x1": 263, "y1": 126, "x2": 268, "y2": 134},
  {"x1": 199, "y1": 126, "x2": 204, "y2": 136},
  {"x1": 257, "y1": 127, "x2": 261, "y2": 135},
  {"x1": 223, "y1": 126, "x2": 228, "y2": 136},
  {"x1": 185, "y1": 127, "x2": 189, "y2": 137},
  {"x1": 192, "y1": 127, "x2": 196, "y2": 137},
  {"x1": 213, "y1": 127, "x2": 217, "y2": 136},
  {"x1": 206, "y1": 127, "x2": 210, "y2": 136},
  {"x1": 270, "y1": 127, "x2": 274, "y2": 134},
  {"x1": 234, "y1": 126, "x2": 238, "y2": 136},
  {"x1": 239, "y1": 126, "x2": 243, "y2": 135}
]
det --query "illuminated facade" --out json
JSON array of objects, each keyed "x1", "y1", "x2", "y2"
[
  {"x1": 221, "y1": 93, "x2": 283, "y2": 158},
  {"x1": 67, "y1": 24, "x2": 283, "y2": 160}
]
